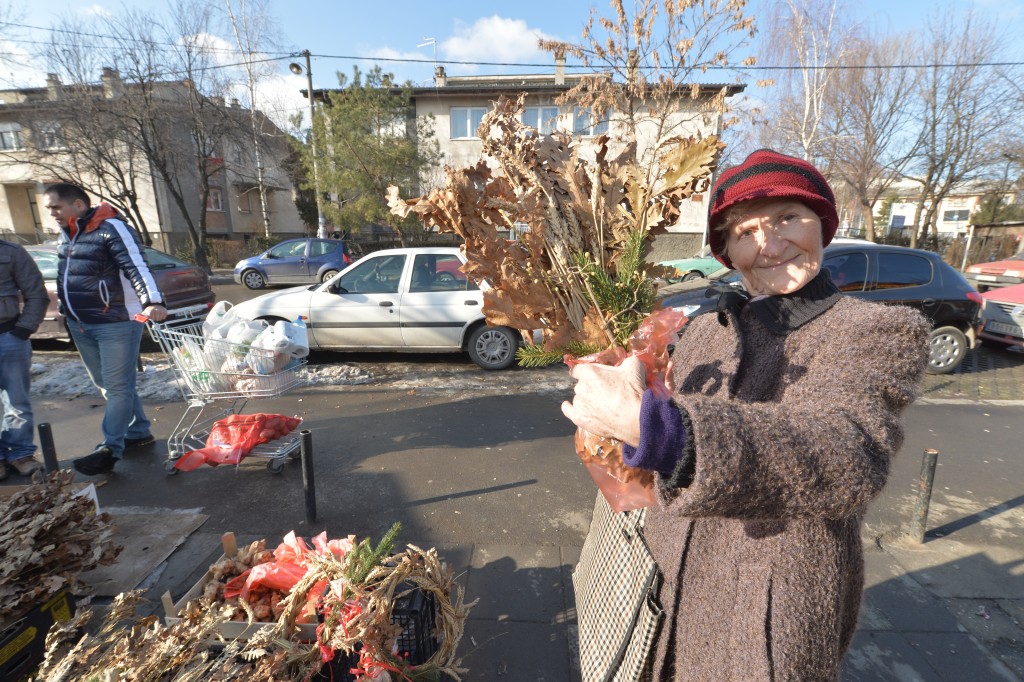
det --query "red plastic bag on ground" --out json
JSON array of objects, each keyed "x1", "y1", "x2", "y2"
[
  {"x1": 174, "y1": 413, "x2": 301, "y2": 471},
  {"x1": 566, "y1": 307, "x2": 690, "y2": 511}
]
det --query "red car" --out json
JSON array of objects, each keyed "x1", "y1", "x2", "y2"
[
  {"x1": 977, "y1": 282, "x2": 1024, "y2": 350},
  {"x1": 25, "y1": 244, "x2": 215, "y2": 341},
  {"x1": 964, "y1": 249, "x2": 1024, "y2": 292}
]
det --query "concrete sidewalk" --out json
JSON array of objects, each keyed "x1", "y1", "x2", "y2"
[
  {"x1": 125, "y1": 529, "x2": 1022, "y2": 681},
  {"x1": 15, "y1": 374, "x2": 1024, "y2": 681}
]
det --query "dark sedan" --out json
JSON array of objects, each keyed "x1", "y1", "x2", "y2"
[
  {"x1": 26, "y1": 244, "x2": 215, "y2": 341},
  {"x1": 660, "y1": 242, "x2": 982, "y2": 374}
]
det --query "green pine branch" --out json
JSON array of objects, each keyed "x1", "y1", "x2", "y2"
[{"x1": 345, "y1": 522, "x2": 402, "y2": 585}]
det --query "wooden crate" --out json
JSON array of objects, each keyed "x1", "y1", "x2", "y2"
[{"x1": 161, "y1": 532, "x2": 318, "y2": 641}]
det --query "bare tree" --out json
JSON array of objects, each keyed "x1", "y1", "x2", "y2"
[
  {"x1": 757, "y1": 0, "x2": 852, "y2": 164},
  {"x1": 222, "y1": 0, "x2": 280, "y2": 238},
  {"x1": 35, "y1": 1, "x2": 255, "y2": 269},
  {"x1": 824, "y1": 35, "x2": 921, "y2": 241},
  {"x1": 30, "y1": 15, "x2": 156, "y2": 241},
  {"x1": 539, "y1": 0, "x2": 757, "y2": 169},
  {"x1": 905, "y1": 9, "x2": 1015, "y2": 249}
]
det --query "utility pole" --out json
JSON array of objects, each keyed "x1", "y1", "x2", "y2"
[{"x1": 291, "y1": 51, "x2": 327, "y2": 238}]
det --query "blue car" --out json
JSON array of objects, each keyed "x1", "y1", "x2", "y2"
[{"x1": 234, "y1": 238, "x2": 352, "y2": 289}]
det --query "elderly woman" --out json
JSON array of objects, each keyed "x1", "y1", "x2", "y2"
[{"x1": 562, "y1": 149, "x2": 931, "y2": 681}]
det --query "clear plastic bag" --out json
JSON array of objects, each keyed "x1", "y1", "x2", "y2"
[{"x1": 567, "y1": 307, "x2": 690, "y2": 512}]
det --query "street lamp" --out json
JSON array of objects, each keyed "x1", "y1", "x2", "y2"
[{"x1": 289, "y1": 51, "x2": 327, "y2": 239}]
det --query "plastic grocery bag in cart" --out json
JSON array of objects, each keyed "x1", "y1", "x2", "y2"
[
  {"x1": 173, "y1": 413, "x2": 302, "y2": 471},
  {"x1": 245, "y1": 319, "x2": 309, "y2": 375},
  {"x1": 567, "y1": 306, "x2": 691, "y2": 512}
]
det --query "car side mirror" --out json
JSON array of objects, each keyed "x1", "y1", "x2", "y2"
[{"x1": 328, "y1": 283, "x2": 348, "y2": 294}]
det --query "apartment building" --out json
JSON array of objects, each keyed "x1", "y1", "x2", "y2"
[
  {"x1": 317, "y1": 56, "x2": 743, "y2": 258},
  {"x1": 0, "y1": 69, "x2": 305, "y2": 252}
]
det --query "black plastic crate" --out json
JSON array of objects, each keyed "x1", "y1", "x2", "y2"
[
  {"x1": 0, "y1": 590, "x2": 76, "y2": 682},
  {"x1": 315, "y1": 584, "x2": 439, "y2": 680},
  {"x1": 392, "y1": 583, "x2": 438, "y2": 664}
]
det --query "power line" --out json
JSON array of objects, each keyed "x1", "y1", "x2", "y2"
[
  {"x1": 4, "y1": 19, "x2": 1022, "y2": 76},
  {"x1": 0, "y1": 20, "x2": 293, "y2": 57}
]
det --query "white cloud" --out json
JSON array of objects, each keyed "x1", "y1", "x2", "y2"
[
  {"x1": 441, "y1": 16, "x2": 558, "y2": 73},
  {"x1": 80, "y1": 4, "x2": 113, "y2": 18},
  {"x1": 0, "y1": 39, "x2": 47, "y2": 88}
]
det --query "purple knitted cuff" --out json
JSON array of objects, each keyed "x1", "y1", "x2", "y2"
[{"x1": 622, "y1": 389, "x2": 687, "y2": 475}]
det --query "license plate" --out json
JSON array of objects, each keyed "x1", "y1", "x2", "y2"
[
  {"x1": 986, "y1": 320, "x2": 1023, "y2": 336},
  {"x1": 975, "y1": 274, "x2": 998, "y2": 281}
]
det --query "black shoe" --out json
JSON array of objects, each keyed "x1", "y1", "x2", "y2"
[
  {"x1": 124, "y1": 435, "x2": 156, "y2": 450},
  {"x1": 0, "y1": 460, "x2": 8, "y2": 482},
  {"x1": 74, "y1": 447, "x2": 117, "y2": 475}
]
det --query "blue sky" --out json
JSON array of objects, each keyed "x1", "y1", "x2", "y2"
[{"x1": 3, "y1": 0, "x2": 1022, "y2": 129}]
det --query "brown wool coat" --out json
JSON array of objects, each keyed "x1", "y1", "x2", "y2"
[{"x1": 643, "y1": 282, "x2": 930, "y2": 682}]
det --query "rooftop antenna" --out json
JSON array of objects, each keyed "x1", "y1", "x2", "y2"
[{"x1": 417, "y1": 37, "x2": 436, "y2": 68}]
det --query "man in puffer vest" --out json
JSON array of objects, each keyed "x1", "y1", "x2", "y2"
[{"x1": 44, "y1": 182, "x2": 168, "y2": 475}]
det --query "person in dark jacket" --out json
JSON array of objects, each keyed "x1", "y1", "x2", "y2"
[
  {"x1": 44, "y1": 182, "x2": 168, "y2": 475},
  {"x1": 0, "y1": 238, "x2": 49, "y2": 480},
  {"x1": 562, "y1": 150, "x2": 930, "y2": 680}
]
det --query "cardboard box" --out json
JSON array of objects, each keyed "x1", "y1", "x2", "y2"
[
  {"x1": 0, "y1": 590, "x2": 76, "y2": 682},
  {"x1": 162, "y1": 533, "x2": 317, "y2": 641}
]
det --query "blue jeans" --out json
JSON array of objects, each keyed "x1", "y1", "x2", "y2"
[
  {"x1": 0, "y1": 331, "x2": 36, "y2": 462},
  {"x1": 69, "y1": 320, "x2": 151, "y2": 458}
]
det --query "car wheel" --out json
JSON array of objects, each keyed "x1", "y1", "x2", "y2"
[
  {"x1": 242, "y1": 269, "x2": 266, "y2": 290},
  {"x1": 436, "y1": 271, "x2": 456, "y2": 282},
  {"x1": 467, "y1": 325, "x2": 518, "y2": 370},
  {"x1": 927, "y1": 325, "x2": 968, "y2": 374},
  {"x1": 682, "y1": 271, "x2": 703, "y2": 282},
  {"x1": 321, "y1": 269, "x2": 339, "y2": 283}
]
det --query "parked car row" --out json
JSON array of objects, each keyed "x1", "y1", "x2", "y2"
[
  {"x1": 27, "y1": 237, "x2": 1019, "y2": 374},
  {"x1": 25, "y1": 244, "x2": 215, "y2": 341},
  {"x1": 659, "y1": 241, "x2": 984, "y2": 374}
]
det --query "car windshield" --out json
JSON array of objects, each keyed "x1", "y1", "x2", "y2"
[
  {"x1": 144, "y1": 248, "x2": 187, "y2": 270},
  {"x1": 29, "y1": 250, "x2": 59, "y2": 279}
]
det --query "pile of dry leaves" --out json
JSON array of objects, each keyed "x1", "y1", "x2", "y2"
[
  {"x1": 389, "y1": 95, "x2": 722, "y2": 361},
  {"x1": 0, "y1": 470, "x2": 121, "y2": 622}
]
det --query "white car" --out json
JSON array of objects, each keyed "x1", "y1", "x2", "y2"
[{"x1": 229, "y1": 247, "x2": 522, "y2": 370}]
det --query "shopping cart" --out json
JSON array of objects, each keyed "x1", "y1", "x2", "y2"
[{"x1": 145, "y1": 305, "x2": 306, "y2": 475}]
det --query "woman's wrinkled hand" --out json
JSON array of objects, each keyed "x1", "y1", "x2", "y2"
[{"x1": 561, "y1": 356, "x2": 646, "y2": 446}]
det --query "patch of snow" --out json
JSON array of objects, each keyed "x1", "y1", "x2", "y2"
[{"x1": 28, "y1": 355, "x2": 572, "y2": 402}]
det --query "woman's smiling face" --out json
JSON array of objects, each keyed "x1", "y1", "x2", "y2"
[{"x1": 725, "y1": 200, "x2": 824, "y2": 296}]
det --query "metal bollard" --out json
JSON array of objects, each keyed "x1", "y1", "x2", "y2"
[
  {"x1": 911, "y1": 448, "x2": 940, "y2": 543},
  {"x1": 300, "y1": 430, "x2": 317, "y2": 525},
  {"x1": 38, "y1": 423, "x2": 60, "y2": 474}
]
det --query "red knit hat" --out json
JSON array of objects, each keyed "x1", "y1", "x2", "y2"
[{"x1": 707, "y1": 149, "x2": 839, "y2": 267}]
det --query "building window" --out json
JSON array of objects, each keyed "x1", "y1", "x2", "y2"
[
  {"x1": 206, "y1": 187, "x2": 224, "y2": 212},
  {"x1": 0, "y1": 122, "x2": 24, "y2": 150},
  {"x1": 943, "y1": 209, "x2": 970, "y2": 223},
  {"x1": 574, "y1": 107, "x2": 609, "y2": 136},
  {"x1": 450, "y1": 107, "x2": 488, "y2": 139},
  {"x1": 522, "y1": 106, "x2": 560, "y2": 134},
  {"x1": 236, "y1": 190, "x2": 251, "y2": 213},
  {"x1": 35, "y1": 122, "x2": 64, "y2": 150}
]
